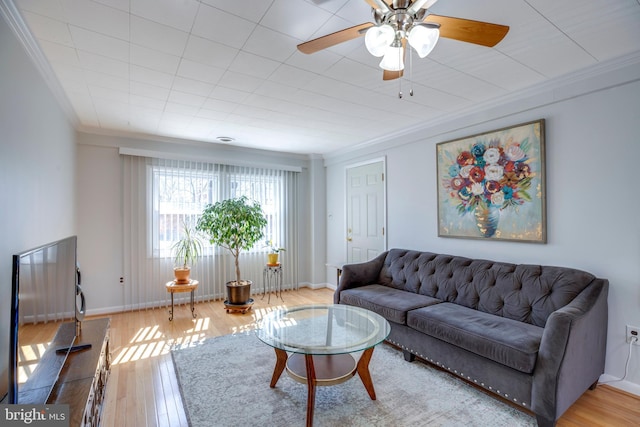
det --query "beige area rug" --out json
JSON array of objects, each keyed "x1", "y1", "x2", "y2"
[{"x1": 171, "y1": 332, "x2": 536, "y2": 427}]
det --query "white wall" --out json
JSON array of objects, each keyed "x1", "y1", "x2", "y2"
[
  {"x1": 324, "y1": 56, "x2": 640, "y2": 394},
  {"x1": 0, "y1": 15, "x2": 76, "y2": 399},
  {"x1": 76, "y1": 133, "x2": 314, "y2": 313}
]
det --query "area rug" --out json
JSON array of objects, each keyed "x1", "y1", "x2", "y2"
[{"x1": 171, "y1": 332, "x2": 536, "y2": 427}]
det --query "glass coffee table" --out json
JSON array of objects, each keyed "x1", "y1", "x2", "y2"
[{"x1": 256, "y1": 304, "x2": 390, "y2": 427}]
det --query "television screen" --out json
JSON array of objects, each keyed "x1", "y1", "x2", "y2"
[{"x1": 7, "y1": 236, "x2": 78, "y2": 404}]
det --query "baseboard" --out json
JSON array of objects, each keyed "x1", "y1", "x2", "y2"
[
  {"x1": 599, "y1": 374, "x2": 640, "y2": 396},
  {"x1": 298, "y1": 282, "x2": 335, "y2": 290},
  {"x1": 86, "y1": 285, "x2": 335, "y2": 317}
]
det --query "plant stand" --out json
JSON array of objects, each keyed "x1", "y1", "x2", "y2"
[{"x1": 223, "y1": 298, "x2": 254, "y2": 314}]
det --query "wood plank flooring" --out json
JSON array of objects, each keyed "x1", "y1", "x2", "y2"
[{"x1": 95, "y1": 287, "x2": 639, "y2": 427}]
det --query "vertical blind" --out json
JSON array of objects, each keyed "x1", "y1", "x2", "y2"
[{"x1": 122, "y1": 155, "x2": 299, "y2": 311}]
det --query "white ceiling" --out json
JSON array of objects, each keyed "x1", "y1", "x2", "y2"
[{"x1": 5, "y1": 0, "x2": 640, "y2": 155}]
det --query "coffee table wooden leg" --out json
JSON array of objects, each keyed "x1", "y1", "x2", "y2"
[
  {"x1": 305, "y1": 354, "x2": 317, "y2": 427},
  {"x1": 270, "y1": 348, "x2": 288, "y2": 388},
  {"x1": 357, "y1": 347, "x2": 376, "y2": 400}
]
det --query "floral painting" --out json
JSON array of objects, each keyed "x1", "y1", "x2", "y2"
[{"x1": 436, "y1": 119, "x2": 546, "y2": 242}]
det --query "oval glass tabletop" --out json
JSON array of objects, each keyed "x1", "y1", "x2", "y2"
[{"x1": 255, "y1": 304, "x2": 390, "y2": 355}]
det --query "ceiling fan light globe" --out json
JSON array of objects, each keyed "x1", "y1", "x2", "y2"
[
  {"x1": 379, "y1": 45, "x2": 404, "y2": 71},
  {"x1": 365, "y1": 24, "x2": 395, "y2": 57},
  {"x1": 408, "y1": 25, "x2": 440, "y2": 58}
]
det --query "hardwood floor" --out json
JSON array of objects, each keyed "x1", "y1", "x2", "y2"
[{"x1": 95, "y1": 287, "x2": 639, "y2": 427}]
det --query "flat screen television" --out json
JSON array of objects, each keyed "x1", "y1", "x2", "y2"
[{"x1": 4, "y1": 236, "x2": 83, "y2": 404}]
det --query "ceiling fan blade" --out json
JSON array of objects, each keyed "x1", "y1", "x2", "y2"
[
  {"x1": 383, "y1": 69, "x2": 403, "y2": 80},
  {"x1": 427, "y1": 14, "x2": 509, "y2": 47},
  {"x1": 297, "y1": 23, "x2": 374, "y2": 54}
]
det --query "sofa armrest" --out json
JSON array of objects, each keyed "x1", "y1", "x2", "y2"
[
  {"x1": 531, "y1": 278, "x2": 608, "y2": 424},
  {"x1": 334, "y1": 251, "x2": 388, "y2": 304}
]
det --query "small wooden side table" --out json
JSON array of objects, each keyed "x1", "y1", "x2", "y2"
[{"x1": 165, "y1": 280, "x2": 198, "y2": 321}]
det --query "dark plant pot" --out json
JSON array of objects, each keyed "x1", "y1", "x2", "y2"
[{"x1": 227, "y1": 280, "x2": 252, "y2": 304}]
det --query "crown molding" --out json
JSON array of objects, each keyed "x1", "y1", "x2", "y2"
[{"x1": 0, "y1": 0, "x2": 79, "y2": 127}]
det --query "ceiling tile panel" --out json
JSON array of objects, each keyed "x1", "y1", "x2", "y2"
[
  {"x1": 60, "y1": 0, "x2": 129, "y2": 40},
  {"x1": 131, "y1": 81, "x2": 170, "y2": 101},
  {"x1": 183, "y1": 35, "x2": 238, "y2": 69},
  {"x1": 243, "y1": 25, "x2": 299, "y2": 62},
  {"x1": 77, "y1": 50, "x2": 128, "y2": 79},
  {"x1": 130, "y1": 45, "x2": 181, "y2": 75},
  {"x1": 260, "y1": 0, "x2": 333, "y2": 40},
  {"x1": 209, "y1": 86, "x2": 251, "y2": 103},
  {"x1": 171, "y1": 77, "x2": 214, "y2": 97},
  {"x1": 228, "y1": 51, "x2": 281, "y2": 79},
  {"x1": 130, "y1": 16, "x2": 189, "y2": 56},
  {"x1": 528, "y1": 0, "x2": 640, "y2": 61},
  {"x1": 168, "y1": 90, "x2": 206, "y2": 108},
  {"x1": 131, "y1": 0, "x2": 200, "y2": 32},
  {"x1": 130, "y1": 94, "x2": 166, "y2": 110},
  {"x1": 131, "y1": 64, "x2": 174, "y2": 88},
  {"x1": 38, "y1": 40, "x2": 80, "y2": 67},
  {"x1": 201, "y1": 0, "x2": 273, "y2": 24},
  {"x1": 192, "y1": 4, "x2": 256, "y2": 49},
  {"x1": 69, "y1": 25, "x2": 129, "y2": 62},
  {"x1": 176, "y1": 59, "x2": 225, "y2": 85},
  {"x1": 15, "y1": 0, "x2": 67, "y2": 21},
  {"x1": 21, "y1": 11, "x2": 74, "y2": 46},
  {"x1": 217, "y1": 71, "x2": 265, "y2": 93}
]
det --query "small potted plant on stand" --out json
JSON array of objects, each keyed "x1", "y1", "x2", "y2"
[
  {"x1": 265, "y1": 240, "x2": 285, "y2": 266},
  {"x1": 171, "y1": 222, "x2": 203, "y2": 284},
  {"x1": 196, "y1": 196, "x2": 267, "y2": 310}
]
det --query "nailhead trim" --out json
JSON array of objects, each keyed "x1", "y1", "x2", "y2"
[{"x1": 386, "y1": 340, "x2": 530, "y2": 407}]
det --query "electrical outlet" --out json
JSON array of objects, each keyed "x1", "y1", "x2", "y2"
[{"x1": 627, "y1": 325, "x2": 640, "y2": 345}]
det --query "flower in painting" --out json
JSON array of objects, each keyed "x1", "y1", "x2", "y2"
[
  {"x1": 471, "y1": 143, "x2": 486, "y2": 158},
  {"x1": 505, "y1": 141, "x2": 525, "y2": 161},
  {"x1": 484, "y1": 147, "x2": 501, "y2": 165},
  {"x1": 460, "y1": 165, "x2": 473, "y2": 178},
  {"x1": 469, "y1": 166, "x2": 485, "y2": 183},
  {"x1": 484, "y1": 165, "x2": 504, "y2": 181},
  {"x1": 471, "y1": 182, "x2": 484, "y2": 195},
  {"x1": 491, "y1": 192, "x2": 505, "y2": 206},
  {"x1": 443, "y1": 135, "x2": 535, "y2": 216},
  {"x1": 457, "y1": 151, "x2": 475, "y2": 166}
]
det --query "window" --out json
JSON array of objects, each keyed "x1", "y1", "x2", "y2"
[{"x1": 149, "y1": 160, "x2": 285, "y2": 258}]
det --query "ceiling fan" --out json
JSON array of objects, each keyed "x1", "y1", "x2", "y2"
[{"x1": 297, "y1": 0, "x2": 509, "y2": 81}]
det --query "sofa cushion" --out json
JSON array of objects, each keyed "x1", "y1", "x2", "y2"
[
  {"x1": 340, "y1": 284, "x2": 441, "y2": 325},
  {"x1": 407, "y1": 303, "x2": 544, "y2": 373}
]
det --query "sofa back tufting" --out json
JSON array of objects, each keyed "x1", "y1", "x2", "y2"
[{"x1": 378, "y1": 249, "x2": 596, "y2": 327}]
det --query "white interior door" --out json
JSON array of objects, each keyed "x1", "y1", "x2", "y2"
[{"x1": 346, "y1": 160, "x2": 386, "y2": 263}]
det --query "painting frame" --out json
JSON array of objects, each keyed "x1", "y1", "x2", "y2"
[{"x1": 436, "y1": 119, "x2": 546, "y2": 243}]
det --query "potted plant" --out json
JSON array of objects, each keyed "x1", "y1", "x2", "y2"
[
  {"x1": 171, "y1": 222, "x2": 203, "y2": 284},
  {"x1": 196, "y1": 196, "x2": 267, "y2": 305},
  {"x1": 265, "y1": 240, "x2": 285, "y2": 265}
]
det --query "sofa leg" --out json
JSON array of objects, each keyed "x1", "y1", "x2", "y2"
[
  {"x1": 589, "y1": 380, "x2": 598, "y2": 390},
  {"x1": 402, "y1": 350, "x2": 415, "y2": 362},
  {"x1": 535, "y1": 415, "x2": 556, "y2": 427}
]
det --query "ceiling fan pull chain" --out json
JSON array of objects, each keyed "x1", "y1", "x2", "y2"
[
  {"x1": 398, "y1": 43, "x2": 403, "y2": 98},
  {"x1": 410, "y1": 46, "x2": 414, "y2": 97}
]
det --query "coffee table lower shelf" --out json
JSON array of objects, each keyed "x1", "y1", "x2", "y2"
[
  {"x1": 269, "y1": 348, "x2": 377, "y2": 427},
  {"x1": 286, "y1": 353, "x2": 356, "y2": 386}
]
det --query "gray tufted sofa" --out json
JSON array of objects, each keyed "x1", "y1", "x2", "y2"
[{"x1": 334, "y1": 249, "x2": 608, "y2": 427}]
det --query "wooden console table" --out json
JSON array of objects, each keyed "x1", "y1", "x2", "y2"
[{"x1": 46, "y1": 318, "x2": 110, "y2": 427}]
